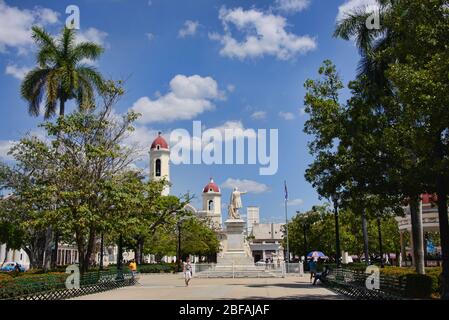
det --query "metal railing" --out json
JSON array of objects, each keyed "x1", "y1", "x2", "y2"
[
  {"x1": 191, "y1": 263, "x2": 286, "y2": 278},
  {"x1": 0, "y1": 270, "x2": 136, "y2": 300}
]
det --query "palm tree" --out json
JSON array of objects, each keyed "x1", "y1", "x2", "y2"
[
  {"x1": 334, "y1": 0, "x2": 393, "y2": 88},
  {"x1": 21, "y1": 26, "x2": 105, "y2": 118},
  {"x1": 334, "y1": 0, "x2": 426, "y2": 275},
  {"x1": 20, "y1": 26, "x2": 106, "y2": 270}
]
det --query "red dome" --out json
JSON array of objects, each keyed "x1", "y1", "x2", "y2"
[
  {"x1": 422, "y1": 194, "x2": 437, "y2": 204},
  {"x1": 151, "y1": 132, "x2": 169, "y2": 150},
  {"x1": 203, "y1": 178, "x2": 220, "y2": 193}
]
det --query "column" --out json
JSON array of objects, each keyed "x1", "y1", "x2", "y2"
[
  {"x1": 399, "y1": 232, "x2": 406, "y2": 267},
  {"x1": 409, "y1": 231, "x2": 415, "y2": 267}
]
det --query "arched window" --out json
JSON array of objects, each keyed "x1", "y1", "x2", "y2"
[
  {"x1": 208, "y1": 200, "x2": 214, "y2": 211},
  {"x1": 155, "y1": 159, "x2": 161, "y2": 177}
]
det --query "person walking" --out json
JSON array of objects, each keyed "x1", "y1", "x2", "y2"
[
  {"x1": 183, "y1": 258, "x2": 192, "y2": 287},
  {"x1": 309, "y1": 257, "x2": 318, "y2": 283},
  {"x1": 129, "y1": 259, "x2": 137, "y2": 278}
]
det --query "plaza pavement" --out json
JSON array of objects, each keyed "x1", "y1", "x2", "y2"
[{"x1": 74, "y1": 274, "x2": 344, "y2": 300}]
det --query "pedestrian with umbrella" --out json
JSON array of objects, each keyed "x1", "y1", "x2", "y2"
[{"x1": 307, "y1": 251, "x2": 327, "y2": 283}]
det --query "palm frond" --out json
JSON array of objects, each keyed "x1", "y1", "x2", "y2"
[
  {"x1": 77, "y1": 66, "x2": 106, "y2": 93},
  {"x1": 31, "y1": 26, "x2": 57, "y2": 52},
  {"x1": 20, "y1": 68, "x2": 51, "y2": 117},
  {"x1": 36, "y1": 46, "x2": 59, "y2": 68},
  {"x1": 76, "y1": 76, "x2": 95, "y2": 111},
  {"x1": 71, "y1": 43, "x2": 104, "y2": 64},
  {"x1": 60, "y1": 27, "x2": 76, "y2": 56}
]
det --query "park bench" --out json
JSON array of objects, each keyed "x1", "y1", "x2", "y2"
[{"x1": 322, "y1": 268, "x2": 406, "y2": 300}]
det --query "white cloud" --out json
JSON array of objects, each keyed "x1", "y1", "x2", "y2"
[
  {"x1": 222, "y1": 178, "x2": 270, "y2": 194},
  {"x1": 0, "y1": 1, "x2": 59, "y2": 53},
  {"x1": 146, "y1": 33, "x2": 155, "y2": 41},
  {"x1": 0, "y1": 140, "x2": 15, "y2": 161},
  {"x1": 251, "y1": 111, "x2": 267, "y2": 120},
  {"x1": 286, "y1": 198, "x2": 304, "y2": 207},
  {"x1": 336, "y1": 0, "x2": 379, "y2": 21},
  {"x1": 275, "y1": 0, "x2": 310, "y2": 14},
  {"x1": 5, "y1": 64, "x2": 31, "y2": 80},
  {"x1": 131, "y1": 75, "x2": 224, "y2": 124},
  {"x1": 211, "y1": 120, "x2": 257, "y2": 140},
  {"x1": 76, "y1": 28, "x2": 108, "y2": 46},
  {"x1": 279, "y1": 111, "x2": 295, "y2": 120},
  {"x1": 178, "y1": 20, "x2": 199, "y2": 38},
  {"x1": 122, "y1": 124, "x2": 160, "y2": 159},
  {"x1": 226, "y1": 84, "x2": 235, "y2": 92},
  {"x1": 210, "y1": 7, "x2": 316, "y2": 61}
]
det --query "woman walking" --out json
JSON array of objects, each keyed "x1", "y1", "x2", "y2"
[{"x1": 183, "y1": 258, "x2": 192, "y2": 287}]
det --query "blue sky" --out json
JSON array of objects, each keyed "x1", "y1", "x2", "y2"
[{"x1": 0, "y1": 0, "x2": 372, "y2": 222}]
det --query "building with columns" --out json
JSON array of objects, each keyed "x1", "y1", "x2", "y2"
[{"x1": 396, "y1": 194, "x2": 442, "y2": 266}]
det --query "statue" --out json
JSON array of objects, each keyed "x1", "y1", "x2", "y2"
[{"x1": 228, "y1": 187, "x2": 247, "y2": 220}]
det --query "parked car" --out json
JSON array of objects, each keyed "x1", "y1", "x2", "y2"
[{"x1": 0, "y1": 262, "x2": 26, "y2": 272}]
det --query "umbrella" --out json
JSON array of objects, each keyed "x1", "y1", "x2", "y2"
[{"x1": 307, "y1": 251, "x2": 328, "y2": 259}]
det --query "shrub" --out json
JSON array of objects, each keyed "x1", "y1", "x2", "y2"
[
  {"x1": 403, "y1": 274, "x2": 433, "y2": 299},
  {"x1": 138, "y1": 263, "x2": 176, "y2": 274}
]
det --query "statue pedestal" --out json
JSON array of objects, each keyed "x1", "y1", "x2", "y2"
[
  {"x1": 217, "y1": 219, "x2": 254, "y2": 266},
  {"x1": 224, "y1": 219, "x2": 245, "y2": 252}
]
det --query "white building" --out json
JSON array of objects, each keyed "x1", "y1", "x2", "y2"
[
  {"x1": 0, "y1": 244, "x2": 30, "y2": 270},
  {"x1": 246, "y1": 206, "x2": 260, "y2": 235},
  {"x1": 249, "y1": 223, "x2": 285, "y2": 263}
]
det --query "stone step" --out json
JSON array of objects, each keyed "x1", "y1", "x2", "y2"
[{"x1": 195, "y1": 270, "x2": 284, "y2": 278}]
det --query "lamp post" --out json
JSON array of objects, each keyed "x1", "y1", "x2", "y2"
[
  {"x1": 176, "y1": 216, "x2": 195, "y2": 272},
  {"x1": 99, "y1": 232, "x2": 104, "y2": 271},
  {"x1": 177, "y1": 221, "x2": 182, "y2": 273},
  {"x1": 331, "y1": 194, "x2": 342, "y2": 268},
  {"x1": 377, "y1": 216, "x2": 384, "y2": 268},
  {"x1": 297, "y1": 211, "x2": 308, "y2": 261},
  {"x1": 116, "y1": 234, "x2": 124, "y2": 280}
]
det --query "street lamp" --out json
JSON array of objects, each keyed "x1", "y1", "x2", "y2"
[
  {"x1": 177, "y1": 215, "x2": 195, "y2": 272},
  {"x1": 377, "y1": 216, "x2": 384, "y2": 268},
  {"x1": 297, "y1": 211, "x2": 308, "y2": 261},
  {"x1": 331, "y1": 193, "x2": 342, "y2": 268}
]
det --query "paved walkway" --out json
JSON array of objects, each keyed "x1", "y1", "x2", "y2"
[{"x1": 74, "y1": 274, "x2": 344, "y2": 300}]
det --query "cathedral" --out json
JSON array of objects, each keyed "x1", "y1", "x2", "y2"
[{"x1": 149, "y1": 132, "x2": 223, "y2": 230}]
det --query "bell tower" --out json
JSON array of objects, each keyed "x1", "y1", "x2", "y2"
[
  {"x1": 202, "y1": 178, "x2": 222, "y2": 229},
  {"x1": 149, "y1": 132, "x2": 170, "y2": 196}
]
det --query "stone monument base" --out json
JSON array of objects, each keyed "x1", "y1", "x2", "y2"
[{"x1": 217, "y1": 219, "x2": 254, "y2": 266}]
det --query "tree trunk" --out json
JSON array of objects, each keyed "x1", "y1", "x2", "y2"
[
  {"x1": 409, "y1": 196, "x2": 425, "y2": 274},
  {"x1": 59, "y1": 99, "x2": 66, "y2": 117},
  {"x1": 82, "y1": 231, "x2": 96, "y2": 273},
  {"x1": 138, "y1": 236, "x2": 145, "y2": 264},
  {"x1": 116, "y1": 234, "x2": 124, "y2": 280},
  {"x1": 99, "y1": 233, "x2": 104, "y2": 270},
  {"x1": 52, "y1": 232, "x2": 60, "y2": 269},
  {"x1": 361, "y1": 210, "x2": 370, "y2": 265},
  {"x1": 42, "y1": 226, "x2": 53, "y2": 271},
  {"x1": 1, "y1": 245, "x2": 9, "y2": 266},
  {"x1": 436, "y1": 179, "x2": 449, "y2": 299}
]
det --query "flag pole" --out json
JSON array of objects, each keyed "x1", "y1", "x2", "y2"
[{"x1": 284, "y1": 181, "x2": 290, "y2": 273}]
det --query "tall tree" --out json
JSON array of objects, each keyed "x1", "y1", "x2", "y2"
[
  {"x1": 381, "y1": 0, "x2": 449, "y2": 298},
  {"x1": 334, "y1": 1, "x2": 427, "y2": 275},
  {"x1": 21, "y1": 26, "x2": 105, "y2": 118}
]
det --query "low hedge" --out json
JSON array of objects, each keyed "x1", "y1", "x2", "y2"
[{"x1": 137, "y1": 263, "x2": 176, "y2": 274}]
